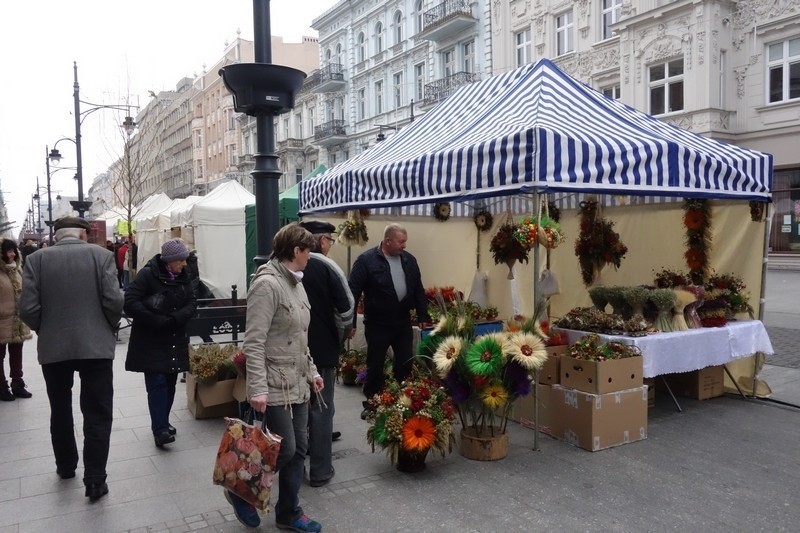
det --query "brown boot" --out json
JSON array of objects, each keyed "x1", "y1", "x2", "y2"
[
  {"x1": 11, "y1": 379, "x2": 32, "y2": 399},
  {"x1": 0, "y1": 382, "x2": 14, "y2": 401}
]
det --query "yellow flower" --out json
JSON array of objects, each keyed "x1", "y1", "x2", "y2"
[
  {"x1": 505, "y1": 332, "x2": 548, "y2": 370},
  {"x1": 433, "y1": 336, "x2": 463, "y2": 376},
  {"x1": 228, "y1": 423, "x2": 244, "y2": 440},
  {"x1": 480, "y1": 384, "x2": 509, "y2": 410},
  {"x1": 399, "y1": 393, "x2": 412, "y2": 407}
]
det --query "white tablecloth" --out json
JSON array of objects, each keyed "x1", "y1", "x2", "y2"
[{"x1": 556, "y1": 320, "x2": 774, "y2": 378}]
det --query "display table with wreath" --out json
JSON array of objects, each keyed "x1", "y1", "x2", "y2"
[{"x1": 556, "y1": 320, "x2": 773, "y2": 409}]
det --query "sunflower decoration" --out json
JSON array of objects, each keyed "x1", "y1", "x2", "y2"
[
  {"x1": 682, "y1": 198, "x2": 711, "y2": 285},
  {"x1": 473, "y1": 209, "x2": 494, "y2": 232},
  {"x1": 365, "y1": 372, "x2": 456, "y2": 466},
  {"x1": 433, "y1": 202, "x2": 452, "y2": 222}
]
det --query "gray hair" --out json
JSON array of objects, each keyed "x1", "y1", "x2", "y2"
[
  {"x1": 383, "y1": 223, "x2": 407, "y2": 240},
  {"x1": 54, "y1": 227, "x2": 85, "y2": 242}
]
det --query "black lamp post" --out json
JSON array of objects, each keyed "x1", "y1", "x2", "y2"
[
  {"x1": 376, "y1": 124, "x2": 398, "y2": 142},
  {"x1": 219, "y1": 0, "x2": 306, "y2": 265}
]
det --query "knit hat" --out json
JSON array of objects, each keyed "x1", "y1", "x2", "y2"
[{"x1": 161, "y1": 238, "x2": 190, "y2": 262}]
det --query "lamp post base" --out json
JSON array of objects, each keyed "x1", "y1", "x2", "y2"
[{"x1": 69, "y1": 200, "x2": 93, "y2": 218}]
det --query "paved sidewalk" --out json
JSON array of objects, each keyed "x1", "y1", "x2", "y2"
[{"x1": 1, "y1": 323, "x2": 799, "y2": 533}]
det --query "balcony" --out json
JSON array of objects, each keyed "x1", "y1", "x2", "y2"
[
  {"x1": 314, "y1": 119, "x2": 347, "y2": 146},
  {"x1": 423, "y1": 72, "x2": 481, "y2": 107},
  {"x1": 312, "y1": 63, "x2": 346, "y2": 93},
  {"x1": 277, "y1": 138, "x2": 305, "y2": 152},
  {"x1": 417, "y1": 0, "x2": 476, "y2": 43}
]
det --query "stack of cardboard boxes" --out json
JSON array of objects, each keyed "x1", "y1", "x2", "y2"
[{"x1": 508, "y1": 345, "x2": 649, "y2": 452}]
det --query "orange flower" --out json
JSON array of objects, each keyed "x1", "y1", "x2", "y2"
[
  {"x1": 683, "y1": 210, "x2": 705, "y2": 231},
  {"x1": 685, "y1": 248, "x2": 706, "y2": 271},
  {"x1": 401, "y1": 415, "x2": 436, "y2": 452}
]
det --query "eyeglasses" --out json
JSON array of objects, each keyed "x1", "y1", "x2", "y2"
[{"x1": 324, "y1": 236, "x2": 336, "y2": 245}]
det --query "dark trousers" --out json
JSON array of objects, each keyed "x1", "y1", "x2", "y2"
[
  {"x1": 363, "y1": 320, "x2": 413, "y2": 398},
  {"x1": 308, "y1": 367, "x2": 335, "y2": 481},
  {"x1": 0, "y1": 342, "x2": 24, "y2": 382},
  {"x1": 266, "y1": 402, "x2": 309, "y2": 524},
  {"x1": 144, "y1": 372, "x2": 178, "y2": 435},
  {"x1": 41, "y1": 358, "x2": 114, "y2": 485}
]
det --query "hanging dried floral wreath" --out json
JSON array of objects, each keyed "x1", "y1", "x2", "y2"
[
  {"x1": 337, "y1": 210, "x2": 369, "y2": 246},
  {"x1": 574, "y1": 197, "x2": 628, "y2": 286},
  {"x1": 683, "y1": 198, "x2": 711, "y2": 285},
  {"x1": 547, "y1": 201, "x2": 561, "y2": 223},
  {"x1": 433, "y1": 202, "x2": 452, "y2": 222},
  {"x1": 473, "y1": 209, "x2": 493, "y2": 232},
  {"x1": 748, "y1": 201, "x2": 764, "y2": 222}
]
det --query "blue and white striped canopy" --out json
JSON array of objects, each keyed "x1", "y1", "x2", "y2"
[{"x1": 299, "y1": 58, "x2": 772, "y2": 214}]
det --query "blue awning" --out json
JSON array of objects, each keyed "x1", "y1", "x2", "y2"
[{"x1": 299, "y1": 58, "x2": 772, "y2": 214}]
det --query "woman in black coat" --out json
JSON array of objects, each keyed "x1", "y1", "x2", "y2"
[{"x1": 124, "y1": 238, "x2": 197, "y2": 447}]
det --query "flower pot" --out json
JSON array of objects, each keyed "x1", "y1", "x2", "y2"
[
  {"x1": 340, "y1": 370, "x2": 357, "y2": 386},
  {"x1": 459, "y1": 427, "x2": 508, "y2": 461},
  {"x1": 396, "y1": 448, "x2": 428, "y2": 473}
]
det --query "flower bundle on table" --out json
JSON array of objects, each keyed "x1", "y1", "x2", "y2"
[
  {"x1": 705, "y1": 272, "x2": 753, "y2": 318},
  {"x1": 568, "y1": 332, "x2": 641, "y2": 362},
  {"x1": 189, "y1": 343, "x2": 239, "y2": 384},
  {"x1": 365, "y1": 373, "x2": 457, "y2": 463}
]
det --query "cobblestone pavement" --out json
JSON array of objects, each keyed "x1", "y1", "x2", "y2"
[{"x1": 765, "y1": 326, "x2": 800, "y2": 368}]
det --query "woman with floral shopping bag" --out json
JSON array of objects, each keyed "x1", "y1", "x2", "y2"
[{"x1": 224, "y1": 223, "x2": 324, "y2": 532}]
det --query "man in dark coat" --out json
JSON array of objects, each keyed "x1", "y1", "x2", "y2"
[
  {"x1": 19, "y1": 216, "x2": 124, "y2": 502},
  {"x1": 349, "y1": 223, "x2": 430, "y2": 420},
  {"x1": 124, "y1": 238, "x2": 196, "y2": 448},
  {"x1": 299, "y1": 220, "x2": 354, "y2": 487}
]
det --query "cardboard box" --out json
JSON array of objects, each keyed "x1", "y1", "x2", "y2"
[
  {"x1": 232, "y1": 374, "x2": 247, "y2": 403},
  {"x1": 666, "y1": 365, "x2": 725, "y2": 400},
  {"x1": 560, "y1": 355, "x2": 643, "y2": 394},
  {"x1": 507, "y1": 384, "x2": 558, "y2": 435},
  {"x1": 539, "y1": 345, "x2": 567, "y2": 385},
  {"x1": 552, "y1": 385, "x2": 648, "y2": 452},
  {"x1": 185, "y1": 373, "x2": 239, "y2": 419}
]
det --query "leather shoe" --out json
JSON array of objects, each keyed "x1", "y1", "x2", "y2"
[
  {"x1": 309, "y1": 466, "x2": 335, "y2": 488},
  {"x1": 85, "y1": 482, "x2": 109, "y2": 502},
  {"x1": 57, "y1": 468, "x2": 76, "y2": 479},
  {"x1": 154, "y1": 432, "x2": 175, "y2": 447},
  {"x1": 168, "y1": 425, "x2": 177, "y2": 436},
  {"x1": 331, "y1": 431, "x2": 341, "y2": 442},
  {"x1": 360, "y1": 409, "x2": 370, "y2": 420}
]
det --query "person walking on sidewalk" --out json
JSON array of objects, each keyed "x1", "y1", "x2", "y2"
[
  {"x1": 19, "y1": 217, "x2": 123, "y2": 502},
  {"x1": 0, "y1": 239, "x2": 33, "y2": 401},
  {"x1": 124, "y1": 238, "x2": 197, "y2": 448},
  {"x1": 224, "y1": 223, "x2": 324, "y2": 532},
  {"x1": 299, "y1": 220, "x2": 354, "y2": 488},
  {"x1": 348, "y1": 223, "x2": 430, "y2": 419}
]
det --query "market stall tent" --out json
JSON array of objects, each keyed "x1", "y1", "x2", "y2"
[
  {"x1": 299, "y1": 58, "x2": 771, "y2": 214},
  {"x1": 279, "y1": 164, "x2": 327, "y2": 225},
  {"x1": 135, "y1": 196, "x2": 202, "y2": 267},
  {"x1": 173, "y1": 180, "x2": 254, "y2": 298}
]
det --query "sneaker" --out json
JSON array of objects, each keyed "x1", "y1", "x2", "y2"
[
  {"x1": 224, "y1": 489, "x2": 261, "y2": 528},
  {"x1": 309, "y1": 466, "x2": 335, "y2": 488},
  {"x1": 10, "y1": 379, "x2": 32, "y2": 399},
  {"x1": 276, "y1": 514, "x2": 322, "y2": 532}
]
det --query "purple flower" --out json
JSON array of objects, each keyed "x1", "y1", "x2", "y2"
[
  {"x1": 504, "y1": 362, "x2": 531, "y2": 397},
  {"x1": 356, "y1": 368, "x2": 368, "y2": 384},
  {"x1": 444, "y1": 369, "x2": 471, "y2": 404}
]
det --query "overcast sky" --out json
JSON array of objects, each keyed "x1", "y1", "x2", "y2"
[{"x1": 0, "y1": 0, "x2": 338, "y2": 236}]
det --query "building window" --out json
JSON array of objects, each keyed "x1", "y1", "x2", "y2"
[
  {"x1": 358, "y1": 32, "x2": 366, "y2": 63},
  {"x1": 375, "y1": 80, "x2": 384, "y2": 114},
  {"x1": 295, "y1": 168, "x2": 303, "y2": 184},
  {"x1": 556, "y1": 11, "x2": 574, "y2": 56},
  {"x1": 602, "y1": 0, "x2": 622, "y2": 40},
  {"x1": 283, "y1": 118, "x2": 289, "y2": 139},
  {"x1": 308, "y1": 109, "x2": 315, "y2": 134},
  {"x1": 515, "y1": 29, "x2": 531, "y2": 67},
  {"x1": 394, "y1": 11, "x2": 403, "y2": 44},
  {"x1": 443, "y1": 48, "x2": 455, "y2": 77},
  {"x1": 375, "y1": 22, "x2": 383, "y2": 53},
  {"x1": 335, "y1": 43, "x2": 342, "y2": 64},
  {"x1": 415, "y1": 62, "x2": 425, "y2": 101},
  {"x1": 295, "y1": 113, "x2": 303, "y2": 138},
  {"x1": 463, "y1": 41, "x2": 475, "y2": 73},
  {"x1": 325, "y1": 48, "x2": 332, "y2": 63},
  {"x1": 649, "y1": 58, "x2": 684, "y2": 115},
  {"x1": 393, "y1": 72, "x2": 403, "y2": 109},
  {"x1": 415, "y1": 0, "x2": 424, "y2": 33},
  {"x1": 767, "y1": 37, "x2": 800, "y2": 103},
  {"x1": 601, "y1": 84, "x2": 620, "y2": 99},
  {"x1": 357, "y1": 88, "x2": 366, "y2": 120}
]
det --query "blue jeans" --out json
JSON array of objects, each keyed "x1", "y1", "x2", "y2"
[
  {"x1": 144, "y1": 372, "x2": 178, "y2": 435},
  {"x1": 308, "y1": 367, "x2": 335, "y2": 482},
  {"x1": 266, "y1": 402, "x2": 309, "y2": 524},
  {"x1": 41, "y1": 359, "x2": 114, "y2": 485}
]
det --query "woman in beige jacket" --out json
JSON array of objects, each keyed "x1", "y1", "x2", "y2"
[
  {"x1": 0, "y1": 239, "x2": 33, "y2": 400},
  {"x1": 223, "y1": 224, "x2": 324, "y2": 532}
]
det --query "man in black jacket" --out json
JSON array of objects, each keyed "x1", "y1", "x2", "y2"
[
  {"x1": 349, "y1": 223, "x2": 430, "y2": 420},
  {"x1": 299, "y1": 220, "x2": 354, "y2": 487}
]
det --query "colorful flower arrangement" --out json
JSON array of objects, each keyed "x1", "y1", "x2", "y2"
[
  {"x1": 519, "y1": 215, "x2": 566, "y2": 250},
  {"x1": 705, "y1": 272, "x2": 753, "y2": 318},
  {"x1": 212, "y1": 417, "x2": 281, "y2": 510},
  {"x1": 420, "y1": 302, "x2": 548, "y2": 438},
  {"x1": 337, "y1": 210, "x2": 369, "y2": 246},
  {"x1": 574, "y1": 197, "x2": 628, "y2": 285},
  {"x1": 490, "y1": 222, "x2": 532, "y2": 277},
  {"x1": 365, "y1": 372, "x2": 457, "y2": 464},
  {"x1": 433, "y1": 202, "x2": 452, "y2": 222},
  {"x1": 189, "y1": 343, "x2": 239, "y2": 384},
  {"x1": 339, "y1": 348, "x2": 366, "y2": 385},
  {"x1": 568, "y1": 333, "x2": 642, "y2": 362},
  {"x1": 653, "y1": 268, "x2": 691, "y2": 288},
  {"x1": 683, "y1": 198, "x2": 712, "y2": 285}
]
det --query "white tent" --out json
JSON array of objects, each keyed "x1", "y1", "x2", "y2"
[
  {"x1": 135, "y1": 196, "x2": 202, "y2": 266},
  {"x1": 96, "y1": 208, "x2": 124, "y2": 239},
  {"x1": 172, "y1": 180, "x2": 255, "y2": 298},
  {"x1": 127, "y1": 193, "x2": 172, "y2": 263}
]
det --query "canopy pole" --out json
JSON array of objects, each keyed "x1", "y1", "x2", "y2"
[{"x1": 532, "y1": 191, "x2": 540, "y2": 452}]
